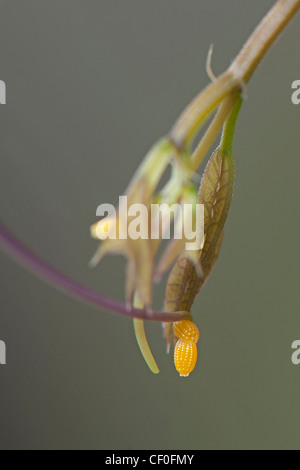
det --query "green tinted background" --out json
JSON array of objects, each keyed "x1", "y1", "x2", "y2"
[{"x1": 0, "y1": 0, "x2": 299, "y2": 450}]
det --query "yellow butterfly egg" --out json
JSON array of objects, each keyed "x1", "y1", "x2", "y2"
[
  {"x1": 173, "y1": 320, "x2": 199, "y2": 377},
  {"x1": 173, "y1": 319, "x2": 199, "y2": 343},
  {"x1": 174, "y1": 339, "x2": 198, "y2": 377}
]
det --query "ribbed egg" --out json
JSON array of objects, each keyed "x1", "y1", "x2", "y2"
[
  {"x1": 174, "y1": 339, "x2": 198, "y2": 377},
  {"x1": 173, "y1": 320, "x2": 199, "y2": 343},
  {"x1": 173, "y1": 320, "x2": 199, "y2": 377}
]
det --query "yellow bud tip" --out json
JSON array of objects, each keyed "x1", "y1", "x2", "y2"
[
  {"x1": 90, "y1": 222, "x2": 99, "y2": 239},
  {"x1": 90, "y1": 218, "x2": 115, "y2": 240}
]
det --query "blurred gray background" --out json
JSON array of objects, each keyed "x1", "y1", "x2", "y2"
[{"x1": 0, "y1": 0, "x2": 299, "y2": 450}]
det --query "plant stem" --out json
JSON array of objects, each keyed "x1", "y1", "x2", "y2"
[
  {"x1": 0, "y1": 222, "x2": 188, "y2": 322},
  {"x1": 170, "y1": 72, "x2": 239, "y2": 149},
  {"x1": 229, "y1": 0, "x2": 300, "y2": 82},
  {"x1": 220, "y1": 96, "x2": 243, "y2": 156},
  {"x1": 133, "y1": 293, "x2": 159, "y2": 374},
  {"x1": 1, "y1": 0, "x2": 299, "y2": 323},
  {"x1": 170, "y1": 0, "x2": 300, "y2": 149},
  {"x1": 191, "y1": 93, "x2": 238, "y2": 171}
]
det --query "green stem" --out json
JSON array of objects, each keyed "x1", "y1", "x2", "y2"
[
  {"x1": 220, "y1": 95, "x2": 243, "y2": 156},
  {"x1": 191, "y1": 93, "x2": 237, "y2": 171}
]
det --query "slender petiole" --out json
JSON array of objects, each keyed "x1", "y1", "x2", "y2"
[
  {"x1": 191, "y1": 93, "x2": 238, "y2": 171},
  {"x1": 133, "y1": 293, "x2": 159, "y2": 374},
  {"x1": 220, "y1": 95, "x2": 243, "y2": 156}
]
